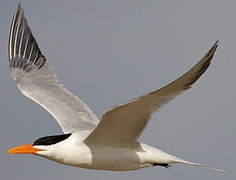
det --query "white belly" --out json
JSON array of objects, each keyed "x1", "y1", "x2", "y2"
[
  {"x1": 37, "y1": 141, "x2": 176, "y2": 171},
  {"x1": 74, "y1": 145, "x2": 143, "y2": 170},
  {"x1": 38, "y1": 142, "x2": 148, "y2": 170},
  {"x1": 87, "y1": 145, "x2": 143, "y2": 170}
]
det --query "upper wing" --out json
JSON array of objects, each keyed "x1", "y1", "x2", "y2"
[
  {"x1": 8, "y1": 3, "x2": 98, "y2": 134},
  {"x1": 85, "y1": 41, "x2": 218, "y2": 144}
]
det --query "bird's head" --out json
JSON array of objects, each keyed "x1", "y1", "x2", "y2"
[{"x1": 7, "y1": 133, "x2": 72, "y2": 156}]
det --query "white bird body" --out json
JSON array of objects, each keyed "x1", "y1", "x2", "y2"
[
  {"x1": 7, "y1": 3, "x2": 225, "y2": 173},
  {"x1": 36, "y1": 133, "x2": 183, "y2": 171}
]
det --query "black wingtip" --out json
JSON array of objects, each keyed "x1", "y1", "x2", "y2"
[
  {"x1": 17, "y1": 2, "x2": 21, "y2": 7},
  {"x1": 214, "y1": 40, "x2": 219, "y2": 50},
  {"x1": 202, "y1": 40, "x2": 219, "y2": 61},
  {"x1": 16, "y1": 2, "x2": 21, "y2": 12},
  {"x1": 212, "y1": 40, "x2": 219, "y2": 52},
  {"x1": 9, "y1": 2, "x2": 47, "y2": 71}
]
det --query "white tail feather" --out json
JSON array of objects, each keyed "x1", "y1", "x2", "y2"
[{"x1": 179, "y1": 160, "x2": 227, "y2": 173}]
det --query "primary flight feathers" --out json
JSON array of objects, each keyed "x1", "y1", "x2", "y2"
[
  {"x1": 86, "y1": 41, "x2": 218, "y2": 143},
  {"x1": 9, "y1": 4, "x2": 98, "y2": 135}
]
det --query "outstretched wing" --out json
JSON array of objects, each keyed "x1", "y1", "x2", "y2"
[
  {"x1": 8, "y1": 3, "x2": 98, "y2": 134},
  {"x1": 85, "y1": 41, "x2": 218, "y2": 144}
]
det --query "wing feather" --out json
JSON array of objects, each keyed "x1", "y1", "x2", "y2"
[
  {"x1": 8, "y1": 3, "x2": 98, "y2": 134},
  {"x1": 85, "y1": 41, "x2": 218, "y2": 144}
]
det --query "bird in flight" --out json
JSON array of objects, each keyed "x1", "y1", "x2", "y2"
[{"x1": 7, "y1": 3, "x2": 225, "y2": 172}]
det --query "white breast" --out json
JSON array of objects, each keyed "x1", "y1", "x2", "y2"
[{"x1": 36, "y1": 134, "x2": 93, "y2": 168}]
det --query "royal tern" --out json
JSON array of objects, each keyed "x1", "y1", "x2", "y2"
[{"x1": 7, "y1": 3, "x2": 225, "y2": 172}]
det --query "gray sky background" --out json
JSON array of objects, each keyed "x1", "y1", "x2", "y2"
[{"x1": 0, "y1": 0, "x2": 235, "y2": 180}]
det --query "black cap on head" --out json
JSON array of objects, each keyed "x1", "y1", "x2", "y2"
[{"x1": 33, "y1": 133, "x2": 72, "y2": 146}]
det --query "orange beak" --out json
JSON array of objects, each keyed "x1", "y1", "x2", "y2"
[{"x1": 7, "y1": 144, "x2": 45, "y2": 154}]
